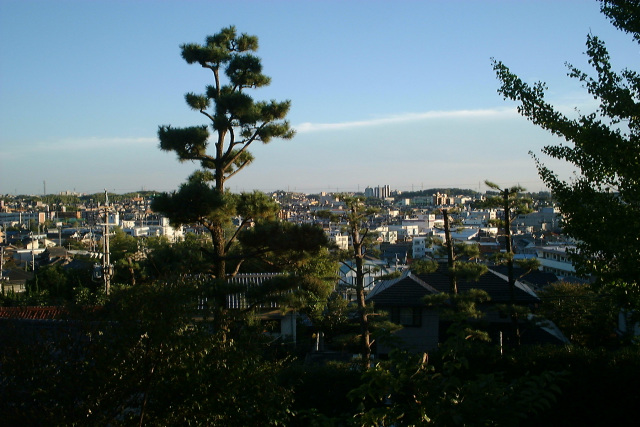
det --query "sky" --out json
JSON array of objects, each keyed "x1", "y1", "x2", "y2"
[{"x1": 0, "y1": 0, "x2": 636, "y2": 196}]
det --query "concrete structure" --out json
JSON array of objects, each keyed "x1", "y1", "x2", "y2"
[
  {"x1": 515, "y1": 207, "x2": 562, "y2": 232},
  {"x1": 0, "y1": 211, "x2": 47, "y2": 227},
  {"x1": 373, "y1": 226, "x2": 398, "y2": 244},
  {"x1": 412, "y1": 236, "x2": 430, "y2": 259},
  {"x1": 364, "y1": 185, "x2": 391, "y2": 200},
  {"x1": 388, "y1": 224, "x2": 420, "y2": 241},
  {"x1": 535, "y1": 245, "x2": 577, "y2": 279}
]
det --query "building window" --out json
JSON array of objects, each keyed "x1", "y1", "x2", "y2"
[{"x1": 390, "y1": 307, "x2": 422, "y2": 327}]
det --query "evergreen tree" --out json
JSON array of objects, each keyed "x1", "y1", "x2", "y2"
[
  {"x1": 155, "y1": 26, "x2": 295, "y2": 280},
  {"x1": 441, "y1": 208, "x2": 487, "y2": 294},
  {"x1": 153, "y1": 27, "x2": 329, "y2": 330},
  {"x1": 483, "y1": 181, "x2": 535, "y2": 345},
  {"x1": 317, "y1": 195, "x2": 395, "y2": 367}
]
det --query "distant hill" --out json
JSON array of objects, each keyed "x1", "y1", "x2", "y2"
[{"x1": 395, "y1": 188, "x2": 480, "y2": 199}]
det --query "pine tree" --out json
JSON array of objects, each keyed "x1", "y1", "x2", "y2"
[
  {"x1": 155, "y1": 26, "x2": 295, "y2": 280},
  {"x1": 153, "y1": 27, "x2": 329, "y2": 329}
]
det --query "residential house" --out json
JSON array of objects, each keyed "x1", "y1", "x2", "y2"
[{"x1": 367, "y1": 264, "x2": 564, "y2": 355}]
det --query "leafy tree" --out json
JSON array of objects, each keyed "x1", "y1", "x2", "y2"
[
  {"x1": 144, "y1": 232, "x2": 213, "y2": 279},
  {"x1": 492, "y1": 0, "x2": 640, "y2": 311},
  {"x1": 0, "y1": 280, "x2": 294, "y2": 425},
  {"x1": 153, "y1": 27, "x2": 329, "y2": 331},
  {"x1": 24, "y1": 262, "x2": 98, "y2": 305},
  {"x1": 26, "y1": 264, "x2": 69, "y2": 301},
  {"x1": 537, "y1": 281, "x2": 618, "y2": 347},
  {"x1": 483, "y1": 181, "x2": 535, "y2": 345},
  {"x1": 107, "y1": 227, "x2": 143, "y2": 286}
]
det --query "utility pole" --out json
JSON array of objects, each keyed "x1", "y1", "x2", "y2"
[
  {"x1": 1, "y1": 246, "x2": 4, "y2": 294},
  {"x1": 101, "y1": 189, "x2": 114, "y2": 295}
]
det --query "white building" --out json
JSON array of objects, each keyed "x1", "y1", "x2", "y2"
[
  {"x1": 122, "y1": 217, "x2": 184, "y2": 242},
  {"x1": 374, "y1": 226, "x2": 398, "y2": 244},
  {"x1": 412, "y1": 236, "x2": 430, "y2": 259},
  {"x1": 432, "y1": 227, "x2": 480, "y2": 243},
  {"x1": 389, "y1": 224, "x2": 420, "y2": 241},
  {"x1": 535, "y1": 245, "x2": 577, "y2": 279},
  {"x1": 329, "y1": 231, "x2": 350, "y2": 251}
]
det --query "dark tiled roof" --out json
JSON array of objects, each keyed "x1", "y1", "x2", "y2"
[
  {"x1": 490, "y1": 265, "x2": 558, "y2": 287},
  {"x1": 3, "y1": 268, "x2": 34, "y2": 282},
  {"x1": 45, "y1": 247, "x2": 69, "y2": 258},
  {"x1": 369, "y1": 263, "x2": 539, "y2": 307},
  {"x1": 368, "y1": 273, "x2": 436, "y2": 307}
]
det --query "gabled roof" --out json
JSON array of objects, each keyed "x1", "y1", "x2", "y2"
[
  {"x1": 367, "y1": 269, "x2": 439, "y2": 307},
  {"x1": 368, "y1": 263, "x2": 539, "y2": 306},
  {"x1": 45, "y1": 246, "x2": 69, "y2": 258},
  {"x1": 3, "y1": 268, "x2": 34, "y2": 283},
  {"x1": 490, "y1": 265, "x2": 558, "y2": 288}
]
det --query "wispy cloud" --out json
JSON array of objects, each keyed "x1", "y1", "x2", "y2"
[
  {"x1": 54, "y1": 136, "x2": 157, "y2": 151},
  {"x1": 295, "y1": 108, "x2": 517, "y2": 133},
  {"x1": 0, "y1": 136, "x2": 156, "y2": 159}
]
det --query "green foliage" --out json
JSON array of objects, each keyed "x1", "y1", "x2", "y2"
[
  {"x1": 158, "y1": 26, "x2": 294, "y2": 178},
  {"x1": 537, "y1": 281, "x2": 618, "y2": 347},
  {"x1": 350, "y1": 289, "x2": 564, "y2": 426},
  {"x1": 284, "y1": 362, "x2": 363, "y2": 426},
  {"x1": 144, "y1": 233, "x2": 214, "y2": 279},
  {"x1": 412, "y1": 259, "x2": 439, "y2": 274},
  {"x1": 320, "y1": 194, "x2": 383, "y2": 366},
  {"x1": 483, "y1": 180, "x2": 533, "y2": 219},
  {"x1": 492, "y1": 0, "x2": 640, "y2": 293},
  {"x1": 515, "y1": 257, "x2": 542, "y2": 274},
  {"x1": 394, "y1": 188, "x2": 481, "y2": 201},
  {"x1": 0, "y1": 280, "x2": 295, "y2": 425},
  {"x1": 310, "y1": 292, "x2": 352, "y2": 343},
  {"x1": 24, "y1": 263, "x2": 97, "y2": 304},
  {"x1": 450, "y1": 262, "x2": 488, "y2": 282},
  {"x1": 108, "y1": 227, "x2": 138, "y2": 262},
  {"x1": 151, "y1": 172, "x2": 227, "y2": 226},
  {"x1": 156, "y1": 26, "x2": 297, "y2": 284},
  {"x1": 503, "y1": 345, "x2": 640, "y2": 427},
  {"x1": 351, "y1": 349, "x2": 564, "y2": 426}
]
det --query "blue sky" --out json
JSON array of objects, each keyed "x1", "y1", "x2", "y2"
[{"x1": 0, "y1": 0, "x2": 635, "y2": 195}]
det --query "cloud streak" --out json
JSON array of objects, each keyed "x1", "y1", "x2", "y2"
[
  {"x1": 0, "y1": 136, "x2": 157, "y2": 159},
  {"x1": 294, "y1": 108, "x2": 518, "y2": 133}
]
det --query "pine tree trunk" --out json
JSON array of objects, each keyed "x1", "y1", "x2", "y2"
[
  {"x1": 443, "y1": 209, "x2": 458, "y2": 294},
  {"x1": 354, "y1": 229, "x2": 371, "y2": 368},
  {"x1": 503, "y1": 189, "x2": 520, "y2": 345}
]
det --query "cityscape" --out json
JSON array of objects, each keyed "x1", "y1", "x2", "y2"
[
  {"x1": 0, "y1": 184, "x2": 573, "y2": 288},
  {"x1": 1, "y1": 0, "x2": 638, "y2": 425}
]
